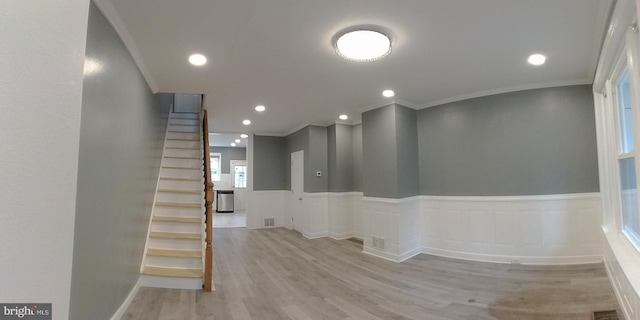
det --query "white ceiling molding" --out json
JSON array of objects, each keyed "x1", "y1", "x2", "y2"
[
  {"x1": 593, "y1": 0, "x2": 636, "y2": 93},
  {"x1": 92, "y1": 0, "x2": 159, "y2": 93}
]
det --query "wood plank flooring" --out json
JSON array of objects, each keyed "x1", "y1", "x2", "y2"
[{"x1": 123, "y1": 228, "x2": 619, "y2": 320}]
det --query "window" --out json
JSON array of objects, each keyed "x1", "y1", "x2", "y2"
[
  {"x1": 614, "y1": 63, "x2": 640, "y2": 249},
  {"x1": 234, "y1": 165, "x2": 247, "y2": 188},
  {"x1": 210, "y1": 153, "x2": 221, "y2": 181}
]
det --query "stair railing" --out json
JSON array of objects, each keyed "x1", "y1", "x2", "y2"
[{"x1": 202, "y1": 109, "x2": 214, "y2": 291}]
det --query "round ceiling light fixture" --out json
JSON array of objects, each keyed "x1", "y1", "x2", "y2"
[
  {"x1": 528, "y1": 53, "x2": 546, "y2": 66},
  {"x1": 188, "y1": 53, "x2": 207, "y2": 66},
  {"x1": 255, "y1": 105, "x2": 266, "y2": 112},
  {"x1": 339, "y1": 114, "x2": 348, "y2": 120},
  {"x1": 240, "y1": 134, "x2": 248, "y2": 138},
  {"x1": 242, "y1": 119, "x2": 251, "y2": 125},
  {"x1": 333, "y1": 27, "x2": 392, "y2": 62},
  {"x1": 382, "y1": 89, "x2": 395, "y2": 98}
]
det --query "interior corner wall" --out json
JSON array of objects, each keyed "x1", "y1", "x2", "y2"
[
  {"x1": 0, "y1": 1, "x2": 89, "y2": 319},
  {"x1": 253, "y1": 135, "x2": 287, "y2": 190},
  {"x1": 69, "y1": 4, "x2": 172, "y2": 319},
  {"x1": 328, "y1": 124, "x2": 354, "y2": 192},
  {"x1": 352, "y1": 124, "x2": 364, "y2": 192},
  {"x1": 285, "y1": 126, "x2": 329, "y2": 193},
  {"x1": 418, "y1": 85, "x2": 600, "y2": 196},
  {"x1": 210, "y1": 146, "x2": 246, "y2": 174},
  {"x1": 395, "y1": 105, "x2": 420, "y2": 198}
]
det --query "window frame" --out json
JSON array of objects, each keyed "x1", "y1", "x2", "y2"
[{"x1": 210, "y1": 153, "x2": 222, "y2": 182}]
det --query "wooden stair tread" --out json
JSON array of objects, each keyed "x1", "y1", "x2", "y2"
[
  {"x1": 156, "y1": 201, "x2": 201, "y2": 208},
  {"x1": 158, "y1": 188, "x2": 202, "y2": 194},
  {"x1": 159, "y1": 177, "x2": 202, "y2": 181},
  {"x1": 153, "y1": 216, "x2": 201, "y2": 223},
  {"x1": 164, "y1": 146, "x2": 200, "y2": 150},
  {"x1": 166, "y1": 138, "x2": 199, "y2": 142},
  {"x1": 162, "y1": 155, "x2": 201, "y2": 160},
  {"x1": 143, "y1": 266, "x2": 203, "y2": 278},
  {"x1": 162, "y1": 166, "x2": 202, "y2": 170},
  {"x1": 150, "y1": 232, "x2": 201, "y2": 240},
  {"x1": 147, "y1": 248, "x2": 202, "y2": 258}
]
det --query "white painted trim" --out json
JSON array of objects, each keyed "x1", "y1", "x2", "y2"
[
  {"x1": 92, "y1": 0, "x2": 159, "y2": 93},
  {"x1": 363, "y1": 246, "x2": 422, "y2": 263},
  {"x1": 110, "y1": 277, "x2": 141, "y2": 320},
  {"x1": 362, "y1": 195, "x2": 421, "y2": 203},
  {"x1": 419, "y1": 193, "x2": 601, "y2": 202},
  {"x1": 421, "y1": 247, "x2": 602, "y2": 266},
  {"x1": 328, "y1": 231, "x2": 356, "y2": 240},
  {"x1": 420, "y1": 80, "x2": 591, "y2": 109},
  {"x1": 602, "y1": 224, "x2": 640, "y2": 317}
]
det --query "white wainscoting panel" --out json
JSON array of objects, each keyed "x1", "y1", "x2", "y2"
[
  {"x1": 362, "y1": 196, "x2": 422, "y2": 262},
  {"x1": 302, "y1": 193, "x2": 329, "y2": 239},
  {"x1": 247, "y1": 190, "x2": 289, "y2": 229},
  {"x1": 420, "y1": 194, "x2": 603, "y2": 264},
  {"x1": 328, "y1": 192, "x2": 362, "y2": 240},
  {"x1": 602, "y1": 224, "x2": 640, "y2": 320}
]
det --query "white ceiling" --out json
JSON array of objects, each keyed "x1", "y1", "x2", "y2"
[{"x1": 101, "y1": 0, "x2": 613, "y2": 136}]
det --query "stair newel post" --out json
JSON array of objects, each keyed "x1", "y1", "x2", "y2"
[{"x1": 202, "y1": 109, "x2": 214, "y2": 292}]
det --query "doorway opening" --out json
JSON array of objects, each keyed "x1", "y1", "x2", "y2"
[{"x1": 209, "y1": 133, "x2": 247, "y2": 228}]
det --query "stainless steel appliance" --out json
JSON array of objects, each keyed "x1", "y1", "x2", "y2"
[{"x1": 216, "y1": 190, "x2": 234, "y2": 213}]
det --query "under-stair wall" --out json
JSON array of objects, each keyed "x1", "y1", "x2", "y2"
[{"x1": 140, "y1": 112, "x2": 205, "y2": 289}]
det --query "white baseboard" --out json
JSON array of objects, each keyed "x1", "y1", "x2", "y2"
[
  {"x1": 110, "y1": 277, "x2": 141, "y2": 320},
  {"x1": 329, "y1": 231, "x2": 356, "y2": 240},
  {"x1": 303, "y1": 231, "x2": 328, "y2": 239},
  {"x1": 363, "y1": 246, "x2": 422, "y2": 263},
  {"x1": 421, "y1": 247, "x2": 602, "y2": 265}
]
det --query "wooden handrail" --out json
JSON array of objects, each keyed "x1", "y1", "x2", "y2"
[{"x1": 202, "y1": 109, "x2": 214, "y2": 291}]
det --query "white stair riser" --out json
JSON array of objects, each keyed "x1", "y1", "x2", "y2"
[
  {"x1": 140, "y1": 275, "x2": 203, "y2": 290},
  {"x1": 166, "y1": 132, "x2": 199, "y2": 141},
  {"x1": 165, "y1": 139, "x2": 201, "y2": 149},
  {"x1": 164, "y1": 148, "x2": 201, "y2": 158},
  {"x1": 151, "y1": 222, "x2": 202, "y2": 233},
  {"x1": 168, "y1": 125, "x2": 199, "y2": 133},
  {"x1": 145, "y1": 256, "x2": 202, "y2": 269},
  {"x1": 169, "y1": 119, "x2": 199, "y2": 126},
  {"x1": 161, "y1": 168, "x2": 202, "y2": 179},
  {"x1": 163, "y1": 158, "x2": 201, "y2": 169},
  {"x1": 148, "y1": 238, "x2": 202, "y2": 250},
  {"x1": 158, "y1": 179, "x2": 203, "y2": 190},
  {"x1": 156, "y1": 192, "x2": 202, "y2": 203},
  {"x1": 170, "y1": 113, "x2": 199, "y2": 119},
  {"x1": 153, "y1": 206, "x2": 202, "y2": 218}
]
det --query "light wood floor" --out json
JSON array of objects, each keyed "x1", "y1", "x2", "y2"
[{"x1": 123, "y1": 228, "x2": 619, "y2": 320}]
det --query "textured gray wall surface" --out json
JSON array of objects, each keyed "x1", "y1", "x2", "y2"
[
  {"x1": 352, "y1": 124, "x2": 363, "y2": 192},
  {"x1": 253, "y1": 135, "x2": 287, "y2": 190},
  {"x1": 211, "y1": 146, "x2": 246, "y2": 174},
  {"x1": 395, "y1": 105, "x2": 420, "y2": 197},
  {"x1": 328, "y1": 124, "x2": 354, "y2": 192},
  {"x1": 418, "y1": 85, "x2": 599, "y2": 196},
  {"x1": 70, "y1": 4, "x2": 172, "y2": 319},
  {"x1": 285, "y1": 127, "x2": 309, "y2": 190},
  {"x1": 362, "y1": 104, "x2": 400, "y2": 198},
  {"x1": 308, "y1": 126, "x2": 329, "y2": 192}
]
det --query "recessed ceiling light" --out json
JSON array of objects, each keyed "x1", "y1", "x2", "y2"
[
  {"x1": 528, "y1": 54, "x2": 546, "y2": 66},
  {"x1": 382, "y1": 89, "x2": 395, "y2": 98},
  {"x1": 334, "y1": 28, "x2": 391, "y2": 62},
  {"x1": 339, "y1": 114, "x2": 348, "y2": 120},
  {"x1": 188, "y1": 53, "x2": 207, "y2": 66},
  {"x1": 242, "y1": 119, "x2": 251, "y2": 125},
  {"x1": 255, "y1": 105, "x2": 266, "y2": 112},
  {"x1": 230, "y1": 143, "x2": 236, "y2": 147},
  {"x1": 235, "y1": 139, "x2": 241, "y2": 143},
  {"x1": 240, "y1": 134, "x2": 248, "y2": 138}
]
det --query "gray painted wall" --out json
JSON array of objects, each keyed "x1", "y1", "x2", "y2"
[
  {"x1": 328, "y1": 124, "x2": 354, "y2": 192},
  {"x1": 211, "y1": 147, "x2": 246, "y2": 174},
  {"x1": 253, "y1": 135, "x2": 287, "y2": 190},
  {"x1": 352, "y1": 124, "x2": 363, "y2": 192},
  {"x1": 395, "y1": 106, "x2": 420, "y2": 197},
  {"x1": 418, "y1": 85, "x2": 599, "y2": 196},
  {"x1": 284, "y1": 126, "x2": 329, "y2": 192},
  {"x1": 362, "y1": 104, "x2": 400, "y2": 198},
  {"x1": 69, "y1": 4, "x2": 172, "y2": 319}
]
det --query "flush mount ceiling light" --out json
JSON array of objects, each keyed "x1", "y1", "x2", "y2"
[
  {"x1": 235, "y1": 139, "x2": 241, "y2": 143},
  {"x1": 528, "y1": 53, "x2": 546, "y2": 66},
  {"x1": 242, "y1": 119, "x2": 251, "y2": 125},
  {"x1": 382, "y1": 89, "x2": 395, "y2": 98},
  {"x1": 240, "y1": 134, "x2": 248, "y2": 138},
  {"x1": 339, "y1": 114, "x2": 348, "y2": 120},
  {"x1": 255, "y1": 105, "x2": 266, "y2": 112},
  {"x1": 333, "y1": 27, "x2": 392, "y2": 62},
  {"x1": 188, "y1": 53, "x2": 207, "y2": 66}
]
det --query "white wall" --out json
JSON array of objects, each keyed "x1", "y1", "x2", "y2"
[{"x1": 0, "y1": 1, "x2": 89, "y2": 319}]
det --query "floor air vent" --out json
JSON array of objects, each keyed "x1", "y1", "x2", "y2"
[
  {"x1": 263, "y1": 218, "x2": 275, "y2": 227},
  {"x1": 593, "y1": 310, "x2": 619, "y2": 320}
]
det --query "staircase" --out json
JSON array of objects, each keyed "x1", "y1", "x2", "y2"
[{"x1": 140, "y1": 112, "x2": 205, "y2": 289}]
